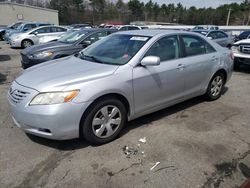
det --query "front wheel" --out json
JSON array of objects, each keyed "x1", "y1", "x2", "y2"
[
  {"x1": 21, "y1": 39, "x2": 33, "y2": 48},
  {"x1": 81, "y1": 97, "x2": 127, "y2": 145},
  {"x1": 205, "y1": 73, "x2": 225, "y2": 101}
]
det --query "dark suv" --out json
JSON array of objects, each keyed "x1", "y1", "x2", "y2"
[
  {"x1": 235, "y1": 30, "x2": 250, "y2": 42},
  {"x1": 21, "y1": 28, "x2": 117, "y2": 69}
]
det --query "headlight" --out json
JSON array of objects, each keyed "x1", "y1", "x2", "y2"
[
  {"x1": 30, "y1": 90, "x2": 79, "y2": 105},
  {"x1": 231, "y1": 45, "x2": 238, "y2": 52},
  {"x1": 33, "y1": 51, "x2": 53, "y2": 59}
]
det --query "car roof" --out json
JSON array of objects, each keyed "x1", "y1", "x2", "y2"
[
  {"x1": 115, "y1": 29, "x2": 190, "y2": 37},
  {"x1": 76, "y1": 28, "x2": 117, "y2": 33}
]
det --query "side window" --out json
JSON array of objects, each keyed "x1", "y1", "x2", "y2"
[
  {"x1": 207, "y1": 31, "x2": 217, "y2": 39},
  {"x1": 120, "y1": 27, "x2": 128, "y2": 31},
  {"x1": 182, "y1": 35, "x2": 216, "y2": 57},
  {"x1": 144, "y1": 35, "x2": 180, "y2": 62},
  {"x1": 216, "y1": 31, "x2": 228, "y2": 38},
  {"x1": 82, "y1": 32, "x2": 108, "y2": 44},
  {"x1": 34, "y1": 27, "x2": 51, "y2": 34},
  {"x1": 51, "y1": 27, "x2": 67, "y2": 32},
  {"x1": 128, "y1": 26, "x2": 140, "y2": 30},
  {"x1": 23, "y1": 24, "x2": 36, "y2": 31}
]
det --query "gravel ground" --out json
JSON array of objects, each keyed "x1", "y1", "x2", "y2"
[{"x1": 0, "y1": 41, "x2": 250, "y2": 188}]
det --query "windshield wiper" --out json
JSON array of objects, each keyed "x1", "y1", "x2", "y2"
[{"x1": 79, "y1": 52, "x2": 104, "y2": 64}]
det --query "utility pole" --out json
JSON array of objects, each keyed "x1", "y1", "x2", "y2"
[{"x1": 226, "y1": 8, "x2": 232, "y2": 26}]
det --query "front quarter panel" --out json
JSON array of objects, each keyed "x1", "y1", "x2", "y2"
[{"x1": 68, "y1": 65, "x2": 135, "y2": 118}]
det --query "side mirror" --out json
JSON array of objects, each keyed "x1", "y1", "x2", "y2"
[
  {"x1": 81, "y1": 40, "x2": 91, "y2": 46},
  {"x1": 141, "y1": 56, "x2": 160, "y2": 66},
  {"x1": 34, "y1": 31, "x2": 38, "y2": 35},
  {"x1": 208, "y1": 36, "x2": 213, "y2": 40}
]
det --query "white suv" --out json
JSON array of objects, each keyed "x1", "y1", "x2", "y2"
[{"x1": 232, "y1": 38, "x2": 250, "y2": 69}]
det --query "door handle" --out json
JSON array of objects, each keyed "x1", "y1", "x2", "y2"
[
  {"x1": 177, "y1": 64, "x2": 185, "y2": 70},
  {"x1": 212, "y1": 56, "x2": 219, "y2": 62}
]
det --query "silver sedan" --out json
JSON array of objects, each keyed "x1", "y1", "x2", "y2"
[
  {"x1": 9, "y1": 26, "x2": 67, "y2": 48},
  {"x1": 8, "y1": 30, "x2": 233, "y2": 144}
]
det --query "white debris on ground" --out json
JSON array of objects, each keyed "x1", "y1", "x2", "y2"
[
  {"x1": 150, "y1": 162, "x2": 161, "y2": 171},
  {"x1": 139, "y1": 137, "x2": 146, "y2": 143}
]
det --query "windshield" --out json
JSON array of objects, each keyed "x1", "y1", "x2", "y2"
[
  {"x1": 78, "y1": 34, "x2": 151, "y2": 65},
  {"x1": 16, "y1": 24, "x2": 24, "y2": 30},
  {"x1": 58, "y1": 31, "x2": 88, "y2": 44},
  {"x1": 8, "y1": 22, "x2": 22, "y2": 29}
]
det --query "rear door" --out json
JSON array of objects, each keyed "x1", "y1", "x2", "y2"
[{"x1": 179, "y1": 34, "x2": 219, "y2": 96}]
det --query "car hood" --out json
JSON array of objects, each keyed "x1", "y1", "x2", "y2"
[
  {"x1": 16, "y1": 55, "x2": 119, "y2": 92},
  {"x1": 21, "y1": 41, "x2": 72, "y2": 55},
  {"x1": 234, "y1": 39, "x2": 250, "y2": 45}
]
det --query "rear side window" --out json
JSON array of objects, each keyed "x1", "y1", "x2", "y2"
[
  {"x1": 23, "y1": 24, "x2": 36, "y2": 31},
  {"x1": 128, "y1": 26, "x2": 140, "y2": 30},
  {"x1": 239, "y1": 31, "x2": 250, "y2": 39},
  {"x1": 120, "y1": 27, "x2": 128, "y2": 31},
  {"x1": 51, "y1": 27, "x2": 67, "y2": 32},
  {"x1": 34, "y1": 27, "x2": 51, "y2": 34},
  {"x1": 216, "y1": 31, "x2": 228, "y2": 38},
  {"x1": 181, "y1": 35, "x2": 216, "y2": 57},
  {"x1": 145, "y1": 35, "x2": 180, "y2": 62}
]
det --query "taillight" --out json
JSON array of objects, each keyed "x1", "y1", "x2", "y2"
[{"x1": 230, "y1": 52, "x2": 234, "y2": 60}]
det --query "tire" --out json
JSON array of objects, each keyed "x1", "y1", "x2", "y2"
[
  {"x1": 81, "y1": 97, "x2": 127, "y2": 145},
  {"x1": 234, "y1": 58, "x2": 241, "y2": 70},
  {"x1": 0, "y1": 33, "x2": 3, "y2": 41},
  {"x1": 21, "y1": 39, "x2": 33, "y2": 48},
  {"x1": 205, "y1": 72, "x2": 225, "y2": 101}
]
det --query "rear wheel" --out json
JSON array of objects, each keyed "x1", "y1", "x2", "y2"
[
  {"x1": 21, "y1": 39, "x2": 33, "y2": 48},
  {"x1": 205, "y1": 73, "x2": 225, "y2": 101},
  {"x1": 81, "y1": 97, "x2": 127, "y2": 145}
]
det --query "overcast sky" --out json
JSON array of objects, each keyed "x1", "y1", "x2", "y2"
[{"x1": 140, "y1": 0, "x2": 244, "y2": 8}]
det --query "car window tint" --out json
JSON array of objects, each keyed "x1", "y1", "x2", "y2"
[
  {"x1": 120, "y1": 27, "x2": 128, "y2": 31},
  {"x1": 128, "y1": 26, "x2": 140, "y2": 30},
  {"x1": 83, "y1": 32, "x2": 108, "y2": 44},
  {"x1": 24, "y1": 24, "x2": 36, "y2": 31},
  {"x1": 145, "y1": 35, "x2": 180, "y2": 62},
  {"x1": 207, "y1": 31, "x2": 217, "y2": 39},
  {"x1": 51, "y1": 27, "x2": 66, "y2": 32},
  {"x1": 216, "y1": 31, "x2": 227, "y2": 38},
  {"x1": 182, "y1": 35, "x2": 216, "y2": 57},
  {"x1": 35, "y1": 27, "x2": 51, "y2": 34}
]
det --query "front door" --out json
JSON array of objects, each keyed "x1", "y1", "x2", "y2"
[{"x1": 133, "y1": 35, "x2": 185, "y2": 114}]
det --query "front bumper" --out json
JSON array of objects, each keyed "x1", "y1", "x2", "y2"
[
  {"x1": 9, "y1": 38, "x2": 22, "y2": 47},
  {"x1": 7, "y1": 81, "x2": 91, "y2": 140},
  {"x1": 234, "y1": 52, "x2": 250, "y2": 65},
  {"x1": 21, "y1": 54, "x2": 50, "y2": 69}
]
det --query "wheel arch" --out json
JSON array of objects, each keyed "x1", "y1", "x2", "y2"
[
  {"x1": 21, "y1": 38, "x2": 34, "y2": 47},
  {"x1": 79, "y1": 93, "x2": 131, "y2": 137}
]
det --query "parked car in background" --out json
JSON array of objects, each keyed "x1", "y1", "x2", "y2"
[
  {"x1": 20, "y1": 28, "x2": 117, "y2": 68},
  {"x1": 193, "y1": 30, "x2": 233, "y2": 48},
  {"x1": 9, "y1": 30, "x2": 233, "y2": 144},
  {"x1": 231, "y1": 38, "x2": 250, "y2": 69},
  {"x1": 117, "y1": 25, "x2": 147, "y2": 31},
  {"x1": 9, "y1": 26, "x2": 67, "y2": 48},
  {"x1": 68, "y1": 24, "x2": 92, "y2": 30},
  {"x1": 4, "y1": 22, "x2": 51, "y2": 42},
  {"x1": 0, "y1": 22, "x2": 24, "y2": 40},
  {"x1": 234, "y1": 30, "x2": 250, "y2": 42},
  {"x1": 193, "y1": 25, "x2": 219, "y2": 31},
  {"x1": 38, "y1": 30, "x2": 72, "y2": 44}
]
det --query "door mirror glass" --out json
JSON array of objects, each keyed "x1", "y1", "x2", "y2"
[
  {"x1": 81, "y1": 40, "x2": 91, "y2": 46},
  {"x1": 207, "y1": 36, "x2": 213, "y2": 40},
  {"x1": 34, "y1": 31, "x2": 38, "y2": 35},
  {"x1": 141, "y1": 56, "x2": 160, "y2": 66}
]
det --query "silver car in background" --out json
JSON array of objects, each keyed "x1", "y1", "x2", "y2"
[
  {"x1": 9, "y1": 26, "x2": 68, "y2": 48},
  {"x1": 8, "y1": 30, "x2": 233, "y2": 144},
  {"x1": 193, "y1": 30, "x2": 234, "y2": 48}
]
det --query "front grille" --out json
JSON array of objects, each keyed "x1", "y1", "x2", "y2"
[
  {"x1": 9, "y1": 89, "x2": 30, "y2": 104},
  {"x1": 240, "y1": 44, "x2": 250, "y2": 54}
]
